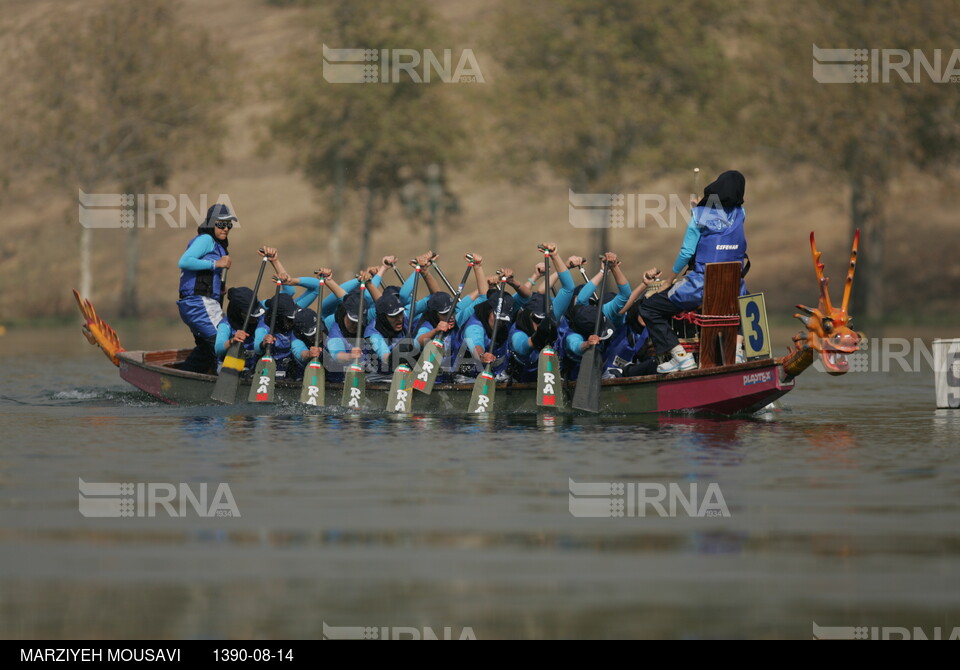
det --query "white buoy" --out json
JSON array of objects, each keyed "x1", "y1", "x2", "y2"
[{"x1": 934, "y1": 338, "x2": 960, "y2": 409}]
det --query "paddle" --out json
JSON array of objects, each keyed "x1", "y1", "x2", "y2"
[
  {"x1": 298, "y1": 276, "x2": 326, "y2": 406},
  {"x1": 432, "y1": 261, "x2": 457, "y2": 295},
  {"x1": 341, "y1": 284, "x2": 367, "y2": 409},
  {"x1": 468, "y1": 274, "x2": 508, "y2": 414},
  {"x1": 536, "y1": 247, "x2": 563, "y2": 408},
  {"x1": 211, "y1": 253, "x2": 268, "y2": 403},
  {"x1": 249, "y1": 279, "x2": 283, "y2": 403},
  {"x1": 571, "y1": 259, "x2": 610, "y2": 413},
  {"x1": 412, "y1": 255, "x2": 474, "y2": 395},
  {"x1": 386, "y1": 262, "x2": 420, "y2": 412}
]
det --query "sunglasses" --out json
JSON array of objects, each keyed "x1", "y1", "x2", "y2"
[{"x1": 214, "y1": 221, "x2": 233, "y2": 230}]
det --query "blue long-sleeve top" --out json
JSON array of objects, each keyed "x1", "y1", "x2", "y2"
[
  {"x1": 566, "y1": 275, "x2": 632, "y2": 361},
  {"x1": 178, "y1": 236, "x2": 219, "y2": 272},
  {"x1": 509, "y1": 269, "x2": 576, "y2": 359},
  {"x1": 319, "y1": 275, "x2": 382, "y2": 318},
  {"x1": 576, "y1": 274, "x2": 632, "y2": 326},
  {"x1": 284, "y1": 277, "x2": 323, "y2": 309},
  {"x1": 414, "y1": 295, "x2": 474, "y2": 340},
  {"x1": 672, "y1": 214, "x2": 702, "y2": 274}
]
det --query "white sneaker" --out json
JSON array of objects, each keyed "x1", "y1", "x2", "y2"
[
  {"x1": 602, "y1": 367, "x2": 622, "y2": 380},
  {"x1": 657, "y1": 355, "x2": 696, "y2": 374}
]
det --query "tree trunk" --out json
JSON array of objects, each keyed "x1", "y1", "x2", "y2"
[
  {"x1": 358, "y1": 184, "x2": 375, "y2": 272},
  {"x1": 328, "y1": 153, "x2": 345, "y2": 263},
  {"x1": 850, "y1": 172, "x2": 884, "y2": 324}
]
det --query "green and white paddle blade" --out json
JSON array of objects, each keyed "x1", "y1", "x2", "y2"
[
  {"x1": 211, "y1": 342, "x2": 245, "y2": 403},
  {"x1": 411, "y1": 338, "x2": 444, "y2": 394},
  {"x1": 299, "y1": 357, "x2": 325, "y2": 406},
  {"x1": 571, "y1": 348, "x2": 603, "y2": 413},
  {"x1": 387, "y1": 364, "x2": 413, "y2": 413},
  {"x1": 536, "y1": 346, "x2": 564, "y2": 408},
  {"x1": 468, "y1": 367, "x2": 496, "y2": 414},
  {"x1": 249, "y1": 356, "x2": 277, "y2": 403},
  {"x1": 341, "y1": 364, "x2": 366, "y2": 409}
]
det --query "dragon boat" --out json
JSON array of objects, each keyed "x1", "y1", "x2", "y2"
[{"x1": 73, "y1": 232, "x2": 861, "y2": 416}]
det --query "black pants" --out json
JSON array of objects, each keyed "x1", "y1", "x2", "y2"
[
  {"x1": 178, "y1": 334, "x2": 218, "y2": 374},
  {"x1": 639, "y1": 292, "x2": 684, "y2": 356}
]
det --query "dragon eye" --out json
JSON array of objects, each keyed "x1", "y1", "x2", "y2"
[{"x1": 822, "y1": 318, "x2": 834, "y2": 334}]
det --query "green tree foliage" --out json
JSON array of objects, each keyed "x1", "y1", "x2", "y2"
[
  {"x1": 743, "y1": 0, "x2": 960, "y2": 321},
  {"x1": 489, "y1": 0, "x2": 737, "y2": 259},
  {"x1": 268, "y1": 0, "x2": 470, "y2": 269},
  {"x1": 12, "y1": 0, "x2": 234, "y2": 314}
]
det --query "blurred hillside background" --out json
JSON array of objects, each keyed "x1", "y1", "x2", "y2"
[{"x1": 1, "y1": 0, "x2": 958, "y2": 331}]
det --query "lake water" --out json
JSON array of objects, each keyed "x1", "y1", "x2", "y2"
[{"x1": 1, "y1": 325, "x2": 959, "y2": 640}]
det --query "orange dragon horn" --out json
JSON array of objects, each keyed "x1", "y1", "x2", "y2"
[
  {"x1": 840, "y1": 228, "x2": 859, "y2": 316},
  {"x1": 810, "y1": 231, "x2": 834, "y2": 315}
]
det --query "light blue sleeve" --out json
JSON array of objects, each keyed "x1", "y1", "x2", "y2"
[
  {"x1": 565, "y1": 332, "x2": 584, "y2": 362},
  {"x1": 322, "y1": 313, "x2": 336, "y2": 333},
  {"x1": 456, "y1": 295, "x2": 482, "y2": 329},
  {"x1": 463, "y1": 322, "x2": 486, "y2": 354},
  {"x1": 511, "y1": 329, "x2": 533, "y2": 357},
  {"x1": 672, "y1": 215, "x2": 702, "y2": 274},
  {"x1": 398, "y1": 272, "x2": 418, "y2": 306},
  {"x1": 291, "y1": 338, "x2": 308, "y2": 362},
  {"x1": 416, "y1": 322, "x2": 434, "y2": 340},
  {"x1": 551, "y1": 270, "x2": 576, "y2": 319},
  {"x1": 294, "y1": 277, "x2": 321, "y2": 309},
  {"x1": 603, "y1": 281, "x2": 632, "y2": 326},
  {"x1": 326, "y1": 331, "x2": 348, "y2": 358},
  {"x1": 365, "y1": 326, "x2": 391, "y2": 359},
  {"x1": 215, "y1": 321, "x2": 232, "y2": 358},
  {"x1": 577, "y1": 280, "x2": 596, "y2": 306},
  {"x1": 178, "y1": 236, "x2": 215, "y2": 271},
  {"x1": 254, "y1": 325, "x2": 268, "y2": 354},
  {"x1": 411, "y1": 296, "x2": 429, "y2": 323},
  {"x1": 321, "y1": 278, "x2": 360, "y2": 318}
]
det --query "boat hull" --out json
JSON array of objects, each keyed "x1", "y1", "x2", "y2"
[{"x1": 117, "y1": 350, "x2": 794, "y2": 416}]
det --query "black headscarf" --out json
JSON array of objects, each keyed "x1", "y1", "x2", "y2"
[{"x1": 697, "y1": 170, "x2": 745, "y2": 209}]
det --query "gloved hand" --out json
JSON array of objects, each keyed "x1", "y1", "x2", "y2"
[{"x1": 531, "y1": 320, "x2": 558, "y2": 350}]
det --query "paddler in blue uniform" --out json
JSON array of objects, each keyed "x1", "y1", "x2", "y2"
[
  {"x1": 175, "y1": 203, "x2": 235, "y2": 373},
  {"x1": 641, "y1": 170, "x2": 748, "y2": 374},
  {"x1": 215, "y1": 286, "x2": 265, "y2": 375}
]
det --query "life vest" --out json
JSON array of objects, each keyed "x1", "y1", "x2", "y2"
[
  {"x1": 603, "y1": 325, "x2": 650, "y2": 371},
  {"x1": 179, "y1": 234, "x2": 227, "y2": 301},
  {"x1": 506, "y1": 323, "x2": 563, "y2": 383},
  {"x1": 670, "y1": 206, "x2": 746, "y2": 310},
  {"x1": 449, "y1": 315, "x2": 510, "y2": 377},
  {"x1": 327, "y1": 320, "x2": 375, "y2": 380}
]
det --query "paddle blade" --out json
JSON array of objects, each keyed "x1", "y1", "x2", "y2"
[
  {"x1": 211, "y1": 342, "x2": 245, "y2": 403},
  {"x1": 467, "y1": 369, "x2": 496, "y2": 413},
  {"x1": 411, "y1": 338, "x2": 444, "y2": 394},
  {"x1": 299, "y1": 358, "x2": 325, "y2": 406},
  {"x1": 536, "y1": 347, "x2": 564, "y2": 408},
  {"x1": 571, "y1": 348, "x2": 603, "y2": 413},
  {"x1": 341, "y1": 365, "x2": 366, "y2": 409},
  {"x1": 387, "y1": 364, "x2": 414, "y2": 413},
  {"x1": 248, "y1": 357, "x2": 277, "y2": 403}
]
